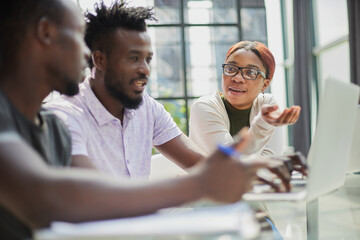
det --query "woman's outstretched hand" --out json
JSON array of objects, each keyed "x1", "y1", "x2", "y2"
[{"x1": 261, "y1": 105, "x2": 301, "y2": 126}]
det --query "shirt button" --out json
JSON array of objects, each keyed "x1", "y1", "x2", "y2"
[{"x1": 126, "y1": 159, "x2": 130, "y2": 164}]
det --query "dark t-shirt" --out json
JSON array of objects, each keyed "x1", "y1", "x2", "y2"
[
  {"x1": 0, "y1": 89, "x2": 71, "y2": 240},
  {"x1": 221, "y1": 95, "x2": 251, "y2": 136}
]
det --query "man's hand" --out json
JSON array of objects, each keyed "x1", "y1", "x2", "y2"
[
  {"x1": 286, "y1": 152, "x2": 308, "y2": 176},
  {"x1": 252, "y1": 152, "x2": 308, "y2": 193},
  {"x1": 255, "y1": 159, "x2": 292, "y2": 192},
  {"x1": 261, "y1": 105, "x2": 301, "y2": 126}
]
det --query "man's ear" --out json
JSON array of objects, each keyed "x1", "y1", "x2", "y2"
[
  {"x1": 35, "y1": 17, "x2": 56, "y2": 45},
  {"x1": 92, "y1": 50, "x2": 106, "y2": 71},
  {"x1": 261, "y1": 79, "x2": 271, "y2": 92}
]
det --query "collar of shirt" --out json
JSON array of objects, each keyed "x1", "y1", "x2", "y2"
[{"x1": 81, "y1": 77, "x2": 136, "y2": 127}]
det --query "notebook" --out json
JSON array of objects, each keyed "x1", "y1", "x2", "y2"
[{"x1": 243, "y1": 79, "x2": 360, "y2": 202}]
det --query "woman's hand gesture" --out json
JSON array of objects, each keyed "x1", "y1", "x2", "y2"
[{"x1": 261, "y1": 105, "x2": 301, "y2": 126}]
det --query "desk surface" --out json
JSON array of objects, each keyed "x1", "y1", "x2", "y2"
[
  {"x1": 35, "y1": 174, "x2": 360, "y2": 240},
  {"x1": 266, "y1": 173, "x2": 360, "y2": 240},
  {"x1": 35, "y1": 202, "x2": 270, "y2": 240}
]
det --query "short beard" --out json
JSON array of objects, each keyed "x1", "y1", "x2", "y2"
[
  {"x1": 105, "y1": 83, "x2": 143, "y2": 109},
  {"x1": 64, "y1": 80, "x2": 79, "y2": 96},
  {"x1": 48, "y1": 63, "x2": 80, "y2": 97},
  {"x1": 104, "y1": 71, "x2": 143, "y2": 109}
]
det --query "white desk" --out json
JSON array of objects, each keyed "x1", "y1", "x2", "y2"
[
  {"x1": 34, "y1": 174, "x2": 360, "y2": 240},
  {"x1": 266, "y1": 173, "x2": 360, "y2": 240},
  {"x1": 35, "y1": 202, "x2": 271, "y2": 240}
]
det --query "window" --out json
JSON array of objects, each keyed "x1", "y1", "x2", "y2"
[
  {"x1": 279, "y1": 0, "x2": 350, "y2": 151},
  {"x1": 129, "y1": 0, "x2": 267, "y2": 134},
  {"x1": 77, "y1": 0, "x2": 268, "y2": 135},
  {"x1": 313, "y1": 0, "x2": 349, "y2": 93},
  {"x1": 311, "y1": 0, "x2": 349, "y2": 137}
]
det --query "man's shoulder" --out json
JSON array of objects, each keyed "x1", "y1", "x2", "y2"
[
  {"x1": 0, "y1": 90, "x2": 17, "y2": 130},
  {"x1": 44, "y1": 94, "x2": 86, "y2": 117},
  {"x1": 40, "y1": 108, "x2": 71, "y2": 134},
  {"x1": 0, "y1": 89, "x2": 12, "y2": 115},
  {"x1": 39, "y1": 108, "x2": 72, "y2": 166},
  {"x1": 135, "y1": 92, "x2": 178, "y2": 126},
  {"x1": 141, "y1": 91, "x2": 157, "y2": 105},
  {"x1": 137, "y1": 92, "x2": 165, "y2": 113}
]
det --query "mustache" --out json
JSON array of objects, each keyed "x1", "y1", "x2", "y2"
[{"x1": 131, "y1": 75, "x2": 149, "y2": 82}]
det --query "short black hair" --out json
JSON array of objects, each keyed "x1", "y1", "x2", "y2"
[
  {"x1": 0, "y1": 0, "x2": 65, "y2": 72},
  {"x1": 84, "y1": 1, "x2": 157, "y2": 68}
]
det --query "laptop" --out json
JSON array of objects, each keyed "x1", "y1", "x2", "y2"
[
  {"x1": 347, "y1": 105, "x2": 360, "y2": 173},
  {"x1": 243, "y1": 79, "x2": 360, "y2": 202}
]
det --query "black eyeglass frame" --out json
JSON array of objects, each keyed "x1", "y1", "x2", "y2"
[{"x1": 222, "y1": 63, "x2": 267, "y2": 80}]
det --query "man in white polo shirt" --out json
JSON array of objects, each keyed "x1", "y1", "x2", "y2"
[{"x1": 45, "y1": 1, "x2": 203, "y2": 178}]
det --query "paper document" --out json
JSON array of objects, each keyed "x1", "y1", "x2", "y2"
[{"x1": 35, "y1": 203, "x2": 259, "y2": 239}]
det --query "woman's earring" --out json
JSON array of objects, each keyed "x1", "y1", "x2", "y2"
[{"x1": 262, "y1": 91, "x2": 264, "y2": 100}]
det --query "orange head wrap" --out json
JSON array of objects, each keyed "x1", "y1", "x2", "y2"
[{"x1": 225, "y1": 41, "x2": 275, "y2": 81}]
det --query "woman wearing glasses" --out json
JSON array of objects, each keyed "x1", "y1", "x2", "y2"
[{"x1": 190, "y1": 41, "x2": 301, "y2": 157}]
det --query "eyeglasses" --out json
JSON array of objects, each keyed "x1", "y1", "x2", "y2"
[{"x1": 222, "y1": 63, "x2": 266, "y2": 80}]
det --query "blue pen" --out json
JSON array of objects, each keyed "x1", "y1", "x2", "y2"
[{"x1": 217, "y1": 145, "x2": 242, "y2": 159}]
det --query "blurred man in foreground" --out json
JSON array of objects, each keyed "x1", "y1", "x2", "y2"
[{"x1": 0, "y1": 0, "x2": 285, "y2": 239}]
